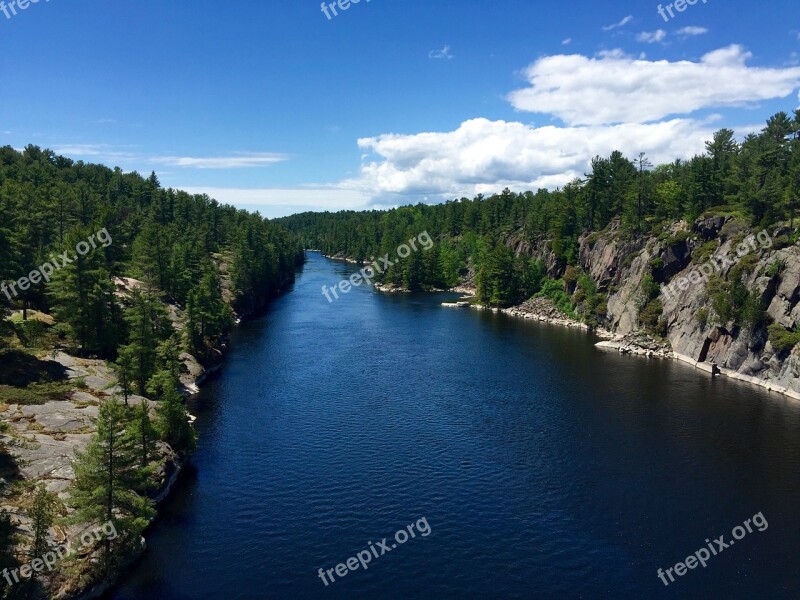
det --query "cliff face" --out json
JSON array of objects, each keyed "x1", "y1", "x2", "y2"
[{"x1": 517, "y1": 217, "x2": 800, "y2": 398}]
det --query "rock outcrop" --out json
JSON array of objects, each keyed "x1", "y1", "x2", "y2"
[{"x1": 505, "y1": 217, "x2": 800, "y2": 399}]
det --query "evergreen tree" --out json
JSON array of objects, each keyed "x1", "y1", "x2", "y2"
[
  {"x1": 152, "y1": 373, "x2": 197, "y2": 457},
  {"x1": 0, "y1": 511, "x2": 19, "y2": 600},
  {"x1": 127, "y1": 400, "x2": 159, "y2": 479},
  {"x1": 69, "y1": 399, "x2": 154, "y2": 573},
  {"x1": 122, "y1": 287, "x2": 170, "y2": 395}
]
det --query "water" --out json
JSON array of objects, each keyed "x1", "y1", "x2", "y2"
[{"x1": 113, "y1": 252, "x2": 800, "y2": 599}]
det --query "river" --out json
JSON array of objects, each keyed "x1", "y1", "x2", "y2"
[{"x1": 112, "y1": 252, "x2": 800, "y2": 599}]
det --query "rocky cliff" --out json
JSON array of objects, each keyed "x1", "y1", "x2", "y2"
[{"x1": 512, "y1": 217, "x2": 800, "y2": 399}]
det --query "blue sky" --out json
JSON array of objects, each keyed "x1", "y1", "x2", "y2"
[{"x1": 1, "y1": 0, "x2": 799, "y2": 217}]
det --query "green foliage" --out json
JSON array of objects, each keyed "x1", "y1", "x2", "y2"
[
  {"x1": 69, "y1": 398, "x2": 155, "y2": 574},
  {"x1": 0, "y1": 146, "x2": 303, "y2": 359},
  {"x1": 186, "y1": 268, "x2": 233, "y2": 355},
  {"x1": 149, "y1": 368, "x2": 197, "y2": 456},
  {"x1": 767, "y1": 324, "x2": 800, "y2": 354},
  {"x1": 572, "y1": 272, "x2": 607, "y2": 326},
  {"x1": 0, "y1": 381, "x2": 74, "y2": 405},
  {"x1": 639, "y1": 299, "x2": 666, "y2": 336},
  {"x1": 0, "y1": 510, "x2": 19, "y2": 600},
  {"x1": 279, "y1": 111, "x2": 800, "y2": 316},
  {"x1": 155, "y1": 386, "x2": 197, "y2": 457},
  {"x1": 120, "y1": 288, "x2": 171, "y2": 396},
  {"x1": 692, "y1": 240, "x2": 718, "y2": 265},
  {"x1": 476, "y1": 242, "x2": 518, "y2": 308},
  {"x1": 26, "y1": 484, "x2": 59, "y2": 565},
  {"x1": 707, "y1": 267, "x2": 768, "y2": 330},
  {"x1": 535, "y1": 279, "x2": 576, "y2": 318},
  {"x1": 638, "y1": 274, "x2": 661, "y2": 309},
  {"x1": 129, "y1": 400, "x2": 159, "y2": 479},
  {"x1": 765, "y1": 260, "x2": 785, "y2": 278},
  {"x1": 696, "y1": 307, "x2": 709, "y2": 329}
]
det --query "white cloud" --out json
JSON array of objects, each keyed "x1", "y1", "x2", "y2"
[
  {"x1": 342, "y1": 117, "x2": 718, "y2": 201},
  {"x1": 153, "y1": 153, "x2": 289, "y2": 169},
  {"x1": 51, "y1": 144, "x2": 136, "y2": 160},
  {"x1": 508, "y1": 45, "x2": 800, "y2": 125},
  {"x1": 561, "y1": 38, "x2": 572, "y2": 46},
  {"x1": 677, "y1": 26, "x2": 709, "y2": 37},
  {"x1": 429, "y1": 45, "x2": 454, "y2": 60},
  {"x1": 637, "y1": 30, "x2": 667, "y2": 44},
  {"x1": 48, "y1": 146, "x2": 288, "y2": 169},
  {"x1": 603, "y1": 15, "x2": 633, "y2": 31},
  {"x1": 177, "y1": 186, "x2": 374, "y2": 218}
]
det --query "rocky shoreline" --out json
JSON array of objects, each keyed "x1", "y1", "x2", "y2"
[
  {"x1": 0, "y1": 269, "x2": 294, "y2": 598},
  {"x1": 442, "y1": 294, "x2": 800, "y2": 401},
  {"x1": 443, "y1": 296, "x2": 613, "y2": 337}
]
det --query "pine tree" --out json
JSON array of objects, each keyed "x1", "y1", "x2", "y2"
[
  {"x1": 48, "y1": 230, "x2": 121, "y2": 356},
  {"x1": 127, "y1": 400, "x2": 159, "y2": 483},
  {"x1": 25, "y1": 484, "x2": 58, "y2": 593},
  {"x1": 122, "y1": 287, "x2": 170, "y2": 395},
  {"x1": 27, "y1": 484, "x2": 57, "y2": 561},
  {"x1": 114, "y1": 346, "x2": 135, "y2": 405},
  {"x1": 0, "y1": 510, "x2": 20, "y2": 600},
  {"x1": 69, "y1": 399, "x2": 154, "y2": 573},
  {"x1": 151, "y1": 372, "x2": 197, "y2": 456}
]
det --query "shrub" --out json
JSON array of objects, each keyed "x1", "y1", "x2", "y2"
[
  {"x1": 638, "y1": 274, "x2": 661, "y2": 309},
  {"x1": 639, "y1": 299, "x2": 664, "y2": 334},
  {"x1": 649, "y1": 257, "x2": 664, "y2": 271},
  {"x1": 696, "y1": 307, "x2": 709, "y2": 329},
  {"x1": 765, "y1": 260, "x2": 785, "y2": 278},
  {"x1": 768, "y1": 324, "x2": 800, "y2": 354},
  {"x1": 535, "y1": 279, "x2": 576, "y2": 318},
  {"x1": 692, "y1": 240, "x2": 718, "y2": 265}
]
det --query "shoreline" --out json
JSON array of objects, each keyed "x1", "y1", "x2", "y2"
[
  {"x1": 322, "y1": 250, "x2": 800, "y2": 402},
  {"x1": 442, "y1": 295, "x2": 800, "y2": 402},
  {"x1": 75, "y1": 279, "x2": 297, "y2": 599}
]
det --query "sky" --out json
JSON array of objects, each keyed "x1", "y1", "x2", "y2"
[{"x1": 1, "y1": 0, "x2": 799, "y2": 218}]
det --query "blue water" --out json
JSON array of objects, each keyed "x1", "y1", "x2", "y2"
[{"x1": 113, "y1": 252, "x2": 800, "y2": 599}]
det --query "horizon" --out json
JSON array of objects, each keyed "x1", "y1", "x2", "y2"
[{"x1": 1, "y1": 0, "x2": 798, "y2": 218}]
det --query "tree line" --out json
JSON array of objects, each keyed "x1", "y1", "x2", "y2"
[
  {"x1": 0, "y1": 145, "x2": 304, "y2": 596},
  {"x1": 279, "y1": 110, "x2": 800, "y2": 309}
]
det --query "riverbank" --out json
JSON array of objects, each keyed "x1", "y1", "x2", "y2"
[
  {"x1": 0, "y1": 271, "x2": 297, "y2": 599},
  {"x1": 440, "y1": 292, "x2": 800, "y2": 401}
]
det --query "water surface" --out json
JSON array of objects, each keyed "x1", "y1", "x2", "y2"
[{"x1": 113, "y1": 252, "x2": 800, "y2": 599}]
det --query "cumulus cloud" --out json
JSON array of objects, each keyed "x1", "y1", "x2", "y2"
[
  {"x1": 603, "y1": 15, "x2": 633, "y2": 31},
  {"x1": 507, "y1": 45, "x2": 800, "y2": 125},
  {"x1": 637, "y1": 30, "x2": 667, "y2": 44},
  {"x1": 343, "y1": 117, "x2": 718, "y2": 200}
]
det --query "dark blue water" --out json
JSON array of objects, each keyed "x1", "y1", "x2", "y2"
[{"x1": 113, "y1": 252, "x2": 800, "y2": 599}]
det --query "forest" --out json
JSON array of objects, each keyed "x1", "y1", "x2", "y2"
[
  {"x1": 0, "y1": 145, "x2": 304, "y2": 597},
  {"x1": 279, "y1": 110, "x2": 800, "y2": 310}
]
